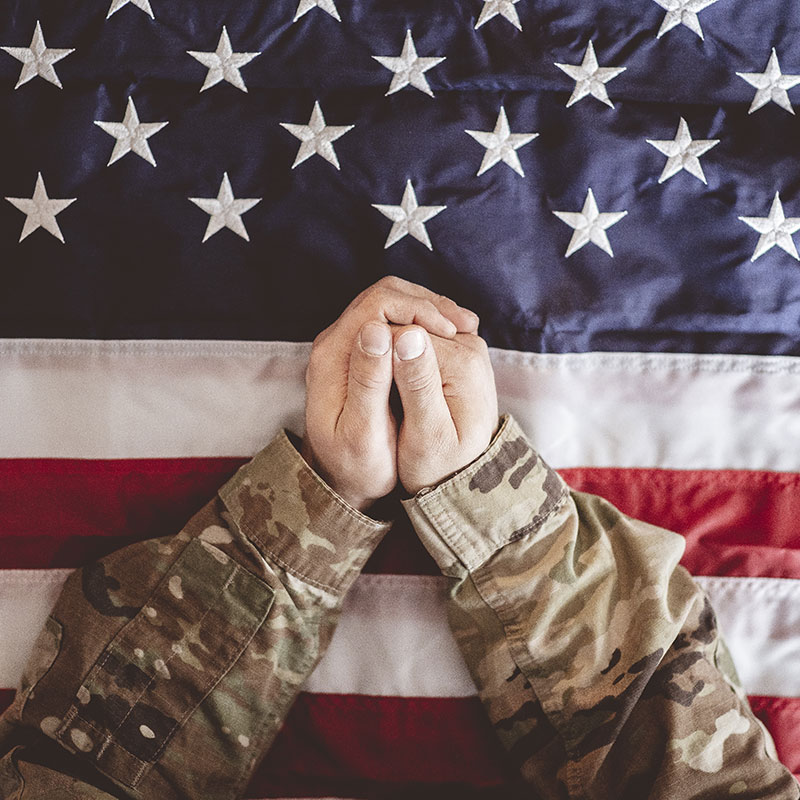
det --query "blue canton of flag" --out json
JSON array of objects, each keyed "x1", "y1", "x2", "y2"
[{"x1": 1, "y1": 0, "x2": 799, "y2": 352}]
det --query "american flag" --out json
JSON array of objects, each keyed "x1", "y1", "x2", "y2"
[{"x1": 1, "y1": 0, "x2": 799, "y2": 796}]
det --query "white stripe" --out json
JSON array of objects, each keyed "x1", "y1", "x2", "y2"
[
  {"x1": 1, "y1": 339, "x2": 800, "y2": 470},
  {"x1": 304, "y1": 575, "x2": 477, "y2": 697},
  {"x1": 2, "y1": 571, "x2": 799, "y2": 699},
  {"x1": 0, "y1": 340, "x2": 308, "y2": 460},
  {"x1": 695, "y1": 576, "x2": 800, "y2": 697}
]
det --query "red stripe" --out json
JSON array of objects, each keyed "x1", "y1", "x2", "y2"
[
  {"x1": 749, "y1": 695, "x2": 800, "y2": 778},
  {"x1": 1, "y1": 690, "x2": 796, "y2": 788},
  {"x1": 0, "y1": 458, "x2": 245, "y2": 568},
  {"x1": 2, "y1": 460, "x2": 800, "y2": 578},
  {"x1": 561, "y1": 467, "x2": 800, "y2": 579},
  {"x1": 2, "y1": 460, "x2": 798, "y2": 787},
  {"x1": 250, "y1": 693, "x2": 520, "y2": 797}
]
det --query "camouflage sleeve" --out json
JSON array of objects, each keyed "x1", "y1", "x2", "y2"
[
  {"x1": 403, "y1": 414, "x2": 799, "y2": 799},
  {"x1": 0, "y1": 430, "x2": 390, "y2": 800}
]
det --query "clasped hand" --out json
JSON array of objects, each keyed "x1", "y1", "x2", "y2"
[{"x1": 303, "y1": 277, "x2": 499, "y2": 512}]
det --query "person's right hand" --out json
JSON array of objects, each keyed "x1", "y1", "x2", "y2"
[
  {"x1": 303, "y1": 277, "x2": 479, "y2": 513},
  {"x1": 391, "y1": 325, "x2": 499, "y2": 496}
]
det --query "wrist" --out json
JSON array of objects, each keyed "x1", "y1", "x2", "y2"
[
  {"x1": 300, "y1": 437, "x2": 380, "y2": 514},
  {"x1": 401, "y1": 469, "x2": 461, "y2": 498},
  {"x1": 399, "y1": 419, "x2": 502, "y2": 496}
]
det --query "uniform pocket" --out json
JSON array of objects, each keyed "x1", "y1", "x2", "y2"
[{"x1": 51, "y1": 538, "x2": 274, "y2": 789}]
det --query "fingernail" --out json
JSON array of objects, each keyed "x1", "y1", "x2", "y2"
[
  {"x1": 360, "y1": 322, "x2": 390, "y2": 356},
  {"x1": 396, "y1": 329, "x2": 426, "y2": 360}
]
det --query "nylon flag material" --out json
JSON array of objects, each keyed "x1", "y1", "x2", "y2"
[{"x1": 1, "y1": 0, "x2": 800, "y2": 798}]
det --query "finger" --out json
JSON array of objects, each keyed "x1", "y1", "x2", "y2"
[
  {"x1": 339, "y1": 321, "x2": 394, "y2": 427},
  {"x1": 392, "y1": 325, "x2": 452, "y2": 433},
  {"x1": 372, "y1": 293, "x2": 458, "y2": 338},
  {"x1": 375, "y1": 277, "x2": 479, "y2": 333},
  {"x1": 305, "y1": 332, "x2": 348, "y2": 439},
  {"x1": 307, "y1": 293, "x2": 451, "y2": 434},
  {"x1": 417, "y1": 292, "x2": 478, "y2": 334},
  {"x1": 438, "y1": 297, "x2": 480, "y2": 334}
]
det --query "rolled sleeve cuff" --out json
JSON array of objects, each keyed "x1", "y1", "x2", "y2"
[
  {"x1": 219, "y1": 430, "x2": 392, "y2": 595},
  {"x1": 402, "y1": 415, "x2": 569, "y2": 574}
]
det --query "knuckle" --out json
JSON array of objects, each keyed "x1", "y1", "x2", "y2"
[
  {"x1": 462, "y1": 337, "x2": 490, "y2": 370},
  {"x1": 473, "y1": 335, "x2": 490, "y2": 356},
  {"x1": 349, "y1": 366, "x2": 385, "y2": 393},
  {"x1": 421, "y1": 298, "x2": 438, "y2": 317},
  {"x1": 456, "y1": 331, "x2": 487, "y2": 352},
  {"x1": 378, "y1": 275, "x2": 402, "y2": 289},
  {"x1": 369, "y1": 276, "x2": 400, "y2": 300},
  {"x1": 443, "y1": 348, "x2": 484, "y2": 393},
  {"x1": 361, "y1": 290, "x2": 389, "y2": 314},
  {"x1": 400, "y1": 368, "x2": 438, "y2": 394}
]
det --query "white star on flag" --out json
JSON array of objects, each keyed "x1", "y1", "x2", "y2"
[
  {"x1": 280, "y1": 101, "x2": 354, "y2": 170},
  {"x1": 94, "y1": 97, "x2": 168, "y2": 167},
  {"x1": 554, "y1": 40, "x2": 626, "y2": 108},
  {"x1": 646, "y1": 117, "x2": 719, "y2": 184},
  {"x1": 553, "y1": 188, "x2": 628, "y2": 257},
  {"x1": 737, "y1": 49, "x2": 800, "y2": 115},
  {"x1": 189, "y1": 173, "x2": 261, "y2": 243},
  {"x1": 372, "y1": 180, "x2": 446, "y2": 250},
  {"x1": 739, "y1": 193, "x2": 800, "y2": 261},
  {"x1": 475, "y1": 0, "x2": 523, "y2": 31},
  {"x1": 5, "y1": 173, "x2": 76, "y2": 243},
  {"x1": 465, "y1": 107, "x2": 538, "y2": 176},
  {"x1": 651, "y1": 0, "x2": 720, "y2": 40},
  {"x1": 187, "y1": 27, "x2": 261, "y2": 93},
  {"x1": 294, "y1": 0, "x2": 341, "y2": 22},
  {"x1": 2, "y1": 20, "x2": 74, "y2": 90},
  {"x1": 373, "y1": 30, "x2": 446, "y2": 97},
  {"x1": 106, "y1": 0, "x2": 154, "y2": 19}
]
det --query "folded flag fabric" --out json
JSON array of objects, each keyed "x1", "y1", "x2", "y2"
[{"x1": 2, "y1": 0, "x2": 800, "y2": 796}]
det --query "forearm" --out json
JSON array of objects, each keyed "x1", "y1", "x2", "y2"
[
  {"x1": 405, "y1": 415, "x2": 798, "y2": 799},
  {"x1": 0, "y1": 431, "x2": 389, "y2": 799}
]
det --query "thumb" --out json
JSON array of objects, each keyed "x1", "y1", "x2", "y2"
[
  {"x1": 392, "y1": 326, "x2": 450, "y2": 431},
  {"x1": 341, "y1": 321, "x2": 393, "y2": 425}
]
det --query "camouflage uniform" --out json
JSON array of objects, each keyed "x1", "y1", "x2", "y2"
[
  {"x1": 404, "y1": 416, "x2": 799, "y2": 799},
  {"x1": 0, "y1": 417, "x2": 797, "y2": 798}
]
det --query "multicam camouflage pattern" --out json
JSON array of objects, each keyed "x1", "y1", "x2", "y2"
[
  {"x1": 405, "y1": 414, "x2": 800, "y2": 799},
  {"x1": 0, "y1": 430, "x2": 390, "y2": 799},
  {"x1": 2, "y1": 416, "x2": 798, "y2": 799}
]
